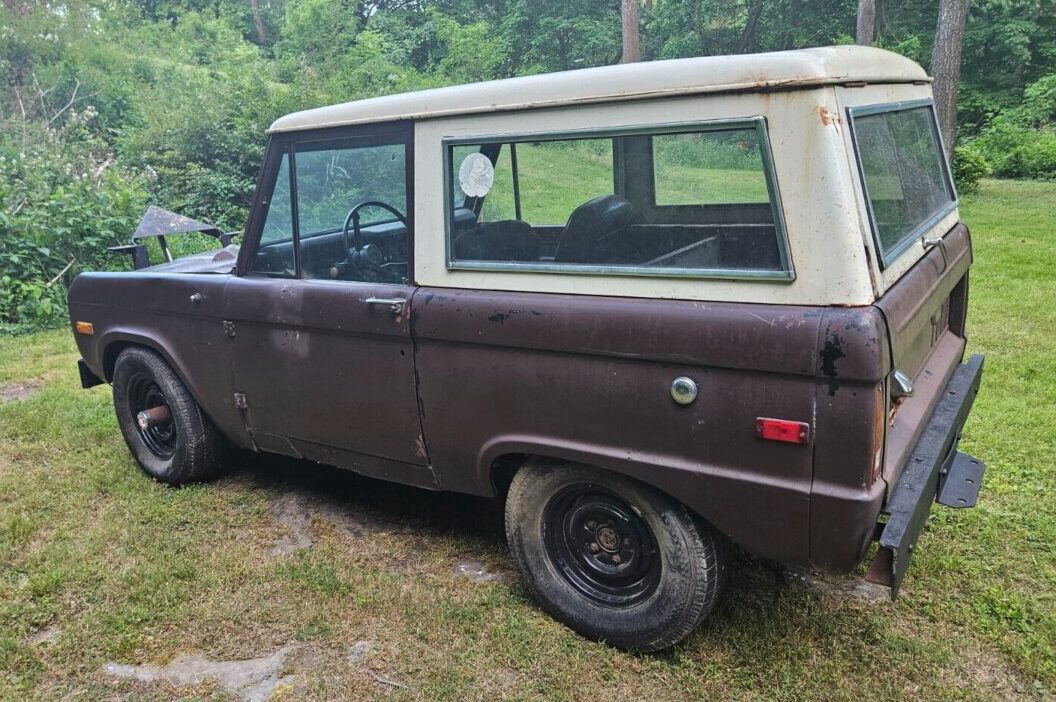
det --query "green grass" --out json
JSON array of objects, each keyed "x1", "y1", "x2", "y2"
[
  {"x1": 473, "y1": 139, "x2": 768, "y2": 225},
  {"x1": 0, "y1": 179, "x2": 1054, "y2": 700}
]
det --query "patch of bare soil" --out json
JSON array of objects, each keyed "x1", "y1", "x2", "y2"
[
  {"x1": 0, "y1": 378, "x2": 42, "y2": 403},
  {"x1": 453, "y1": 558, "x2": 515, "y2": 584},
  {"x1": 103, "y1": 643, "x2": 301, "y2": 702},
  {"x1": 783, "y1": 568, "x2": 890, "y2": 602},
  {"x1": 268, "y1": 491, "x2": 401, "y2": 555},
  {"x1": 956, "y1": 647, "x2": 1039, "y2": 700},
  {"x1": 27, "y1": 624, "x2": 60, "y2": 645}
]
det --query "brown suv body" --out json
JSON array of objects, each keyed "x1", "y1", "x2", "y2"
[{"x1": 69, "y1": 47, "x2": 984, "y2": 607}]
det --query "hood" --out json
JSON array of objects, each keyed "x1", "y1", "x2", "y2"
[{"x1": 144, "y1": 244, "x2": 240, "y2": 274}]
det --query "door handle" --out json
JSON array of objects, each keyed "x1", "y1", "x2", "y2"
[{"x1": 365, "y1": 297, "x2": 406, "y2": 314}]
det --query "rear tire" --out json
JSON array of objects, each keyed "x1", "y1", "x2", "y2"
[
  {"x1": 112, "y1": 347, "x2": 225, "y2": 485},
  {"x1": 505, "y1": 459, "x2": 726, "y2": 651}
]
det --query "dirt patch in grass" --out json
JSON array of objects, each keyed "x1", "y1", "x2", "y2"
[
  {"x1": 268, "y1": 490, "x2": 400, "y2": 556},
  {"x1": 783, "y1": 567, "x2": 890, "y2": 602},
  {"x1": 453, "y1": 558, "x2": 514, "y2": 584},
  {"x1": 0, "y1": 378, "x2": 42, "y2": 403},
  {"x1": 103, "y1": 642, "x2": 302, "y2": 702}
]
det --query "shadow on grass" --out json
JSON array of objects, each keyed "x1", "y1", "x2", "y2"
[
  {"x1": 220, "y1": 449, "x2": 507, "y2": 546},
  {"x1": 216, "y1": 449, "x2": 852, "y2": 623}
]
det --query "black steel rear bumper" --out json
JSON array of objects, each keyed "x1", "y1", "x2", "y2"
[{"x1": 867, "y1": 354, "x2": 985, "y2": 597}]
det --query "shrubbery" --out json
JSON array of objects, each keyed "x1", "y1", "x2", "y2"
[
  {"x1": 961, "y1": 73, "x2": 1056, "y2": 182},
  {"x1": 0, "y1": 115, "x2": 147, "y2": 329},
  {"x1": 951, "y1": 144, "x2": 992, "y2": 194}
]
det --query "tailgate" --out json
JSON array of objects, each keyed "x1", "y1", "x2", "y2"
[{"x1": 873, "y1": 223, "x2": 973, "y2": 488}]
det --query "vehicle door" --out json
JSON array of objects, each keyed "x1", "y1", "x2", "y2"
[
  {"x1": 844, "y1": 98, "x2": 972, "y2": 486},
  {"x1": 224, "y1": 121, "x2": 429, "y2": 477}
]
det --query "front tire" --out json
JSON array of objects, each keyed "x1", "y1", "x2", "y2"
[
  {"x1": 505, "y1": 459, "x2": 726, "y2": 652},
  {"x1": 112, "y1": 347, "x2": 224, "y2": 485}
]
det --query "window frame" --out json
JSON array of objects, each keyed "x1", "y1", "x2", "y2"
[
  {"x1": 237, "y1": 121, "x2": 415, "y2": 282},
  {"x1": 442, "y1": 117, "x2": 793, "y2": 282},
  {"x1": 845, "y1": 99, "x2": 958, "y2": 270}
]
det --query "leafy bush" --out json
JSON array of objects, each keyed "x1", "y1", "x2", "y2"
[
  {"x1": 969, "y1": 117, "x2": 1056, "y2": 181},
  {"x1": 0, "y1": 117, "x2": 147, "y2": 329},
  {"x1": 951, "y1": 144, "x2": 993, "y2": 194}
]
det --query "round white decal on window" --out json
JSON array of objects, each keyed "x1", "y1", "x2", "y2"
[{"x1": 458, "y1": 152, "x2": 494, "y2": 197}]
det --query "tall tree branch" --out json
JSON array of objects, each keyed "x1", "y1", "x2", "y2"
[{"x1": 737, "y1": 0, "x2": 765, "y2": 53}]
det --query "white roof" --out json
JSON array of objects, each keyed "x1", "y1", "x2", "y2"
[{"x1": 269, "y1": 46, "x2": 928, "y2": 133}]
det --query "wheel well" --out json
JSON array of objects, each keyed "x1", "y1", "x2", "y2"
[
  {"x1": 102, "y1": 341, "x2": 137, "y2": 381},
  {"x1": 488, "y1": 453, "x2": 710, "y2": 526},
  {"x1": 489, "y1": 453, "x2": 529, "y2": 497}
]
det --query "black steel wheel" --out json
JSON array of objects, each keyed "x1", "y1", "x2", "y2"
[
  {"x1": 112, "y1": 347, "x2": 225, "y2": 485},
  {"x1": 506, "y1": 459, "x2": 726, "y2": 652},
  {"x1": 542, "y1": 485, "x2": 662, "y2": 607}
]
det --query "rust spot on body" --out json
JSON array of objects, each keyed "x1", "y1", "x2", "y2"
[{"x1": 817, "y1": 106, "x2": 839, "y2": 127}]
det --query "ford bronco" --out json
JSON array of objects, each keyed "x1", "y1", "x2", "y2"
[{"x1": 69, "y1": 46, "x2": 985, "y2": 651}]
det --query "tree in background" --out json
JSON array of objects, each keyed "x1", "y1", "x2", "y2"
[
  {"x1": 857, "y1": 0, "x2": 876, "y2": 44},
  {"x1": 932, "y1": 0, "x2": 970, "y2": 155},
  {"x1": 622, "y1": 0, "x2": 640, "y2": 62}
]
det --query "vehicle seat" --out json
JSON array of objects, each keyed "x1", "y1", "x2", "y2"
[
  {"x1": 555, "y1": 195, "x2": 639, "y2": 263},
  {"x1": 453, "y1": 219, "x2": 541, "y2": 262}
]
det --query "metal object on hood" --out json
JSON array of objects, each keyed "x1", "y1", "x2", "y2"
[{"x1": 109, "y1": 206, "x2": 235, "y2": 269}]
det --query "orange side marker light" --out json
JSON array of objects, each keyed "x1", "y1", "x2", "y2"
[{"x1": 75, "y1": 321, "x2": 94, "y2": 335}]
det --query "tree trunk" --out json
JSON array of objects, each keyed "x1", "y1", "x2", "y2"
[
  {"x1": 856, "y1": 0, "x2": 876, "y2": 45},
  {"x1": 931, "y1": 0, "x2": 969, "y2": 157},
  {"x1": 622, "y1": 0, "x2": 640, "y2": 63},
  {"x1": 249, "y1": 0, "x2": 268, "y2": 45},
  {"x1": 736, "y1": 0, "x2": 765, "y2": 53}
]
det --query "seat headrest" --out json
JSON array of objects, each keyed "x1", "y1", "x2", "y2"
[{"x1": 564, "y1": 195, "x2": 637, "y2": 232}]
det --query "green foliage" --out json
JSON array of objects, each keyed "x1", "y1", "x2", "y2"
[
  {"x1": 968, "y1": 116, "x2": 1056, "y2": 180},
  {"x1": 1, "y1": 0, "x2": 1056, "y2": 328},
  {"x1": 952, "y1": 144, "x2": 993, "y2": 194},
  {"x1": 0, "y1": 115, "x2": 147, "y2": 329}
]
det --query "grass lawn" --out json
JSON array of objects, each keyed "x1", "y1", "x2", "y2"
[{"x1": 0, "y1": 178, "x2": 1054, "y2": 700}]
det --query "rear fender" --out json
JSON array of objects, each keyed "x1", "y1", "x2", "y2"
[{"x1": 478, "y1": 435, "x2": 811, "y2": 566}]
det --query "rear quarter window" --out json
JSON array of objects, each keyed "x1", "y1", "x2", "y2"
[
  {"x1": 443, "y1": 119, "x2": 792, "y2": 280},
  {"x1": 848, "y1": 101, "x2": 957, "y2": 267}
]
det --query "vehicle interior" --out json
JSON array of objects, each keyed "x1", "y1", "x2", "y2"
[
  {"x1": 449, "y1": 130, "x2": 788, "y2": 273},
  {"x1": 251, "y1": 125, "x2": 790, "y2": 282},
  {"x1": 251, "y1": 137, "x2": 413, "y2": 284}
]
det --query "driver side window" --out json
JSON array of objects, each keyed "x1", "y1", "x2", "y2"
[
  {"x1": 296, "y1": 138, "x2": 408, "y2": 283},
  {"x1": 250, "y1": 130, "x2": 411, "y2": 284}
]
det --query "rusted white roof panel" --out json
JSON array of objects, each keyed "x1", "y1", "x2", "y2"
[{"x1": 269, "y1": 46, "x2": 928, "y2": 133}]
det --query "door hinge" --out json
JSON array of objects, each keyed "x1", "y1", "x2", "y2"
[
  {"x1": 233, "y1": 393, "x2": 248, "y2": 410},
  {"x1": 223, "y1": 320, "x2": 236, "y2": 338}
]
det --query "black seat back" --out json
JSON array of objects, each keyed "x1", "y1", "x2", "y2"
[{"x1": 555, "y1": 195, "x2": 638, "y2": 263}]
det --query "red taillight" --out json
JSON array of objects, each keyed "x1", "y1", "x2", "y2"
[{"x1": 755, "y1": 417, "x2": 811, "y2": 444}]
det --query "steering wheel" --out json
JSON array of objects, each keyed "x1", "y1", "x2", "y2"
[{"x1": 340, "y1": 200, "x2": 407, "y2": 263}]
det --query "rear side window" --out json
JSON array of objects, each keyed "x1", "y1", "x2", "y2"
[
  {"x1": 848, "y1": 101, "x2": 957, "y2": 266},
  {"x1": 444, "y1": 119, "x2": 791, "y2": 280}
]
